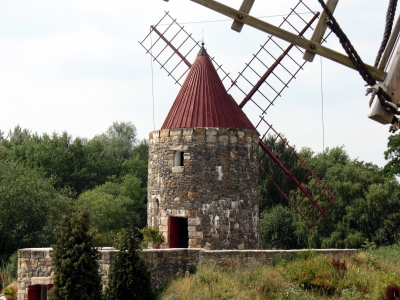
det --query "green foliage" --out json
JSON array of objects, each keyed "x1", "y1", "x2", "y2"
[
  {"x1": 76, "y1": 175, "x2": 146, "y2": 246},
  {"x1": 0, "y1": 121, "x2": 148, "y2": 259},
  {"x1": 103, "y1": 226, "x2": 155, "y2": 300},
  {"x1": 5, "y1": 252, "x2": 18, "y2": 282},
  {"x1": 384, "y1": 133, "x2": 400, "y2": 175},
  {"x1": 259, "y1": 205, "x2": 299, "y2": 249},
  {"x1": 140, "y1": 226, "x2": 164, "y2": 248},
  {"x1": 48, "y1": 211, "x2": 102, "y2": 300},
  {"x1": 1, "y1": 251, "x2": 20, "y2": 290},
  {"x1": 373, "y1": 213, "x2": 400, "y2": 246},
  {"x1": 258, "y1": 135, "x2": 303, "y2": 211},
  {"x1": 0, "y1": 121, "x2": 142, "y2": 195},
  {"x1": 100, "y1": 121, "x2": 138, "y2": 161},
  {"x1": 368, "y1": 243, "x2": 400, "y2": 267},
  {"x1": 0, "y1": 160, "x2": 68, "y2": 261},
  {"x1": 3, "y1": 285, "x2": 17, "y2": 296},
  {"x1": 259, "y1": 144, "x2": 400, "y2": 250}
]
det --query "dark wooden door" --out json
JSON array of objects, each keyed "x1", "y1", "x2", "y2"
[
  {"x1": 169, "y1": 217, "x2": 188, "y2": 248},
  {"x1": 27, "y1": 285, "x2": 40, "y2": 300},
  {"x1": 168, "y1": 217, "x2": 179, "y2": 248}
]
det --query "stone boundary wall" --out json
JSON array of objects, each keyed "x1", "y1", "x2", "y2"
[
  {"x1": 18, "y1": 248, "x2": 357, "y2": 299},
  {"x1": 17, "y1": 247, "x2": 117, "y2": 300}
]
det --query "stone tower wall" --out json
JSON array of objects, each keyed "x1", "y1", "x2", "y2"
[{"x1": 147, "y1": 127, "x2": 259, "y2": 250}]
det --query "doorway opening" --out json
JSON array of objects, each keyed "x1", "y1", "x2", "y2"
[{"x1": 168, "y1": 217, "x2": 188, "y2": 248}]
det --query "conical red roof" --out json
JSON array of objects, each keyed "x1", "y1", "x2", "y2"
[{"x1": 161, "y1": 46, "x2": 256, "y2": 131}]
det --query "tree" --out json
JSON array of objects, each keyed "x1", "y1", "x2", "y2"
[
  {"x1": 384, "y1": 133, "x2": 400, "y2": 175},
  {"x1": 103, "y1": 226, "x2": 155, "y2": 300},
  {"x1": 259, "y1": 205, "x2": 299, "y2": 249},
  {"x1": 0, "y1": 160, "x2": 65, "y2": 262},
  {"x1": 100, "y1": 121, "x2": 138, "y2": 160},
  {"x1": 106, "y1": 121, "x2": 137, "y2": 144},
  {"x1": 48, "y1": 211, "x2": 102, "y2": 300},
  {"x1": 76, "y1": 175, "x2": 147, "y2": 246},
  {"x1": 293, "y1": 147, "x2": 400, "y2": 249},
  {"x1": 373, "y1": 212, "x2": 400, "y2": 246}
]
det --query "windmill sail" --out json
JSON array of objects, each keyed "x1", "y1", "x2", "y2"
[{"x1": 139, "y1": 1, "x2": 336, "y2": 228}]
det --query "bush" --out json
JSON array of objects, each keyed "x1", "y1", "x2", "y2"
[{"x1": 139, "y1": 226, "x2": 164, "y2": 248}]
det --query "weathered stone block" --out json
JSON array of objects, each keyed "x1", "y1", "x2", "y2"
[
  {"x1": 160, "y1": 217, "x2": 168, "y2": 225},
  {"x1": 230, "y1": 150, "x2": 238, "y2": 159},
  {"x1": 206, "y1": 128, "x2": 218, "y2": 136},
  {"x1": 188, "y1": 226, "x2": 197, "y2": 232},
  {"x1": 159, "y1": 225, "x2": 168, "y2": 232},
  {"x1": 171, "y1": 166, "x2": 184, "y2": 173},
  {"x1": 188, "y1": 191, "x2": 198, "y2": 199},
  {"x1": 33, "y1": 251, "x2": 44, "y2": 259},
  {"x1": 218, "y1": 135, "x2": 228, "y2": 142},
  {"x1": 183, "y1": 128, "x2": 193, "y2": 135},
  {"x1": 194, "y1": 128, "x2": 206, "y2": 135},
  {"x1": 160, "y1": 129, "x2": 170, "y2": 137},
  {"x1": 188, "y1": 217, "x2": 201, "y2": 225},
  {"x1": 230, "y1": 136, "x2": 238, "y2": 143},
  {"x1": 189, "y1": 231, "x2": 203, "y2": 238},
  {"x1": 218, "y1": 128, "x2": 228, "y2": 135},
  {"x1": 169, "y1": 129, "x2": 182, "y2": 137},
  {"x1": 206, "y1": 136, "x2": 217, "y2": 142}
]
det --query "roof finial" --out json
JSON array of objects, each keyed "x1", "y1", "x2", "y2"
[{"x1": 198, "y1": 40, "x2": 208, "y2": 56}]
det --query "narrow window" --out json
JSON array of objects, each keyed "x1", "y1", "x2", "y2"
[
  {"x1": 174, "y1": 151, "x2": 184, "y2": 166},
  {"x1": 155, "y1": 199, "x2": 159, "y2": 215}
]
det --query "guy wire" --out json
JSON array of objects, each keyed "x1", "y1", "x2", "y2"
[{"x1": 150, "y1": 29, "x2": 155, "y2": 131}]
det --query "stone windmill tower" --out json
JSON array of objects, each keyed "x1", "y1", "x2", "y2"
[{"x1": 147, "y1": 45, "x2": 260, "y2": 250}]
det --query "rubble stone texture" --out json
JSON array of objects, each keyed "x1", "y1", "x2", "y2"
[{"x1": 147, "y1": 127, "x2": 259, "y2": 249}]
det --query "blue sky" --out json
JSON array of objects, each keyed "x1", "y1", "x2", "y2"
[{"x1": 0, "y1": 0, "x2": 396, "y2": 166}]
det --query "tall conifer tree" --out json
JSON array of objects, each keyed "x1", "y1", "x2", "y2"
[
  {"x1": 48, "y1": 211, "x2": 102, "y2": 300},
  {"x1": 104, "y1": 226, "x2": 154, "y2": 300}
]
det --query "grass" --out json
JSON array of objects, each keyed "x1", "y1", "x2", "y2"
[{"x1": 158, "y1": 245, "x2": 400, "y2": 300}]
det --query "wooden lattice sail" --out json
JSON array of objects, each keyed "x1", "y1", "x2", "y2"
[{"x1": 139, "y1": 2, "x2": 337, "y2": 227}]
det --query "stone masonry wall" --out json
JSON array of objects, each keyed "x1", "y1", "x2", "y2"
[
  {"x1": 18, "y1": 248, "x2": 358, "y2": 299},
  {"x1": 147, "y1": 127, "x2": 259, "y2": 250},
  {"x1": 17, "y1": 247, "x2": 117, "y2": 300}
]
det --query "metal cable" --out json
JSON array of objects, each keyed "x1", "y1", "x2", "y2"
[
  {"x1": 374, "y1": 0, "x2": 398, "y2": 68},
  {"x1": 150, "y1": 30, "x2": 156, "y2": 131},
  {"x1": 320, "y1": 56, "x2": 325, "y2": 154}
]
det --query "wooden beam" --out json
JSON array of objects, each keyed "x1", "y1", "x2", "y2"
[
  {"x1": 303, "y1": 0, "x2": 339, "y2": 62},
  {"x1": 231, "y1": 0, "x2": 255, "y2": 32},
  {"x1": 190, "y1": 0, "x2": 386, "y2": 81}
]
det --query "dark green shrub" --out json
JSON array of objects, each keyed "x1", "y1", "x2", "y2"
[
  {"x1": 104, "y1": 226, "x2": 155, "y2": 300},
  {"x1": 48, "y1": 211, "x2": 102, "y2": 300}
]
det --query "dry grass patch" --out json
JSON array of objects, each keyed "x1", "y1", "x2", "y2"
[{"x1": 159, "y1": 247, "x2": 400, "y2": 300}]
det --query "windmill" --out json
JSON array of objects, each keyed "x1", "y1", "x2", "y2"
[{"x1": 139, "y1": 1, "x2": 339, "y2": 229}]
